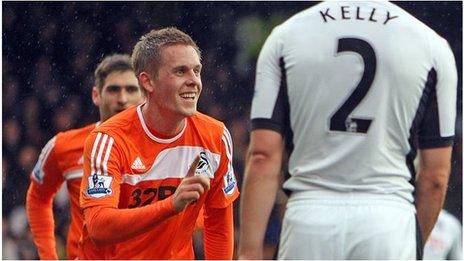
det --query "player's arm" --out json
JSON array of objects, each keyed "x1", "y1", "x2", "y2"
[
  {"x1": 203, "y1": 128, "x2": 239, "y2": 260},
  {"x1": 84, "y1": 199, "x2": 175, "y2": 245},
  {"x1": 81, "y1": 134, "x2": 208, "y2": 246},
  {"x1": 238, "y1": 130, "x2": 284, "y2": 259},
  {"x1": 203, "y1": 204, "x2": 234, "y2": 259},
  {"x1": 238, "y1": 24, "x2": 285, "y2": 259},
  {"x1": 416, "y1": 36, "x2": 457, "y2": 245},
  {"x1": 26, "y1": 137, "x2": 63, "y2": 260},
  {"x1": 416, "y1": 147, "x2": 451, "y2": 244},
  {"x1": 84, "y1": 168, "x2": 209, "y2": 245}
]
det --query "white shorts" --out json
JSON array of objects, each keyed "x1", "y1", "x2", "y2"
[{"x1": 278, "y1": 194, "x2": 420, "y2": 260}]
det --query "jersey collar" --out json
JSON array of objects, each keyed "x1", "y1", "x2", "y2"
[{"x1": 136, "y1": 104, "x2": 187, "y2": 144}]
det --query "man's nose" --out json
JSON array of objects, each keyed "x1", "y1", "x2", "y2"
[
  {"x1": 186, "y1": 71, "x2": 201, "y2": 87},
  {"x1": 118, "y1": 89, "x2": 128, "y2": 104}
]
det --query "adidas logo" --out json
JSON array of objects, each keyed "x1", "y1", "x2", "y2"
[{"x1": 131, "y1": 157, "x2": 146, "y2": 170}]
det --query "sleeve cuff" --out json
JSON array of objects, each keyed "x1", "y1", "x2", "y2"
[
  {"x1": 419, "y1": 136, "x2": 454, "y2": 149},
  {"x1": 251, "y1": 118, "x2": 285, "y2": 135}
]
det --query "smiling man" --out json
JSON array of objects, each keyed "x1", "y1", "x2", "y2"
[
  {"x1": 79, "y1": 27, "x2": 239, "y2": 260},
  {"x1": 26, "y1": 54, "x2": 144, "y2": 259}
]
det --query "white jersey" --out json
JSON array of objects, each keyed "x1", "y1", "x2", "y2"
[
  {"x1": 251, "y1": 1, "x2": 457, "y2": 203},
  {"x1": 424, "y1": 210, "x2": 462, "y2": 260}
]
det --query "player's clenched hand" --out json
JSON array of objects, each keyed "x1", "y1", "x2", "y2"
[{"x1": 172, "y1": 155, "x2": 210, "y2": 213}]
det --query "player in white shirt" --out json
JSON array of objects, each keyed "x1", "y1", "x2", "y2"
[
  {"x1": 238, "y1": 1, "x2": 457, "y2": 259},
  {"x1": 424, "y1": 209, "x2": 462, "y2": 260}
]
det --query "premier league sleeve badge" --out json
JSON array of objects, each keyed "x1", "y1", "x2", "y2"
[{"x1": 87, "y1": 173, "x2": 113, "y2": 198}]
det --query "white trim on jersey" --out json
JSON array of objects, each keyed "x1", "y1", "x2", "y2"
[
  {"x1": 102, "y1": 137, "x2": 114, "y2": 176},
  {"x1": 90, "y1": 133, "x2": 114, "y2": 176},
  {"x1": 222, "y1": 127, "x2": 234, "y2": 175},
  {"x1": 95, "y1": 134, "x2": 109, "y2": 175},
  {"x1": 90, "y1": 132, "x2": 102, "y2": 175},
  {"x1": 31, "y1": 136, "x2": 57, "y2": 183},
  {"x1": 121, "y1": 146, "x2": 220, "y2": 185},
  {"x1": 63, "y1": 169, "x2": 83, "y2": 180},
  {"x1": 137, "y1": 104, "x2": 187, "y2": 144}
]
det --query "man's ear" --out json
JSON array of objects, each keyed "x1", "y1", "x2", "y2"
[
  {"x1": 139, "y1": 72, "x2": 154, "y2": 93},
  {"x1": 92, "y1": 86, "x2": 101, "y2": 106}
]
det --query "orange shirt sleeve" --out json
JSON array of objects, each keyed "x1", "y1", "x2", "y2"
[
  {"x1": 205, "y1": 126, "x2": 239, "y2": 208},
  {"x1": 26, "y1": 136, "x2": 63, "y2": 260},
  {"x1": 204, "y1": 203, "x2": 234, "y2": 259},
  {"x1": 194, "y1": 207, "x2": 205, "y2": 230},
  {"x1": 80, "y1": 132, "x2": 122, "y2": 210},
  {"x1": 80, "y1": 132, "x2": 178, "y2": 246},
  {"x1": 83, "y1": 197, "x2": 177, "y2": 246},
  {"x1": 202, "y1": 127, "x2": 238, "y2": 259}
]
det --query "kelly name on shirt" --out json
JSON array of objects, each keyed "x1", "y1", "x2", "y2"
[{"x1": 320, "y1": 5, "x2": 398, "y2": 25}]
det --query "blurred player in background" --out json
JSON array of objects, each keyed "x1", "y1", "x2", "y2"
[
  {"x1": 424, "y1": 209, "x2": 462, "y2": 260},
  {"x1": 26, "y1": 54, "x2": 145, "y2": 259},
  {"x1": 79, "y1": 27, "x2": 239, "y2": 259},
  {"x1": 239, "y1": 1, "x2": 457, "y2": 259}
]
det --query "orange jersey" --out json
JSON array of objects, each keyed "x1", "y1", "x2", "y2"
[
  {"x1": 26, "y1": 122, "x2": 97, "y2": 259},
  {"x1": 79, "y1": 105, "x2": 239, "y2": 259}
]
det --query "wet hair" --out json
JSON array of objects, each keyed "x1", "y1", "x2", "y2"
[
  {"x1": 132, "y1": 27, "x2": 201, "y2": 78},
  {"x1": 94, "y1": 54, "x2": 133, "y2": 91}
]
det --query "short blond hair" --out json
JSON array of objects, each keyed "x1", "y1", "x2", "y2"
[{"x1": 132, "y1": 27, "x2": 201, "y2": 78}]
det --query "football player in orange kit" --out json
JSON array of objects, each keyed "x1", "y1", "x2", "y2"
[
  {"x1": 26, "y1": 54, "x2": 145, "y2": 259},
  {"x1": 79, "y1": 27, "x2": 239, "y2": 259}
]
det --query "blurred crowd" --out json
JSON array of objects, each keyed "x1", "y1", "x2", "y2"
[{"x1": 2, "y1": 2, "x2": 462, "y2": 259}]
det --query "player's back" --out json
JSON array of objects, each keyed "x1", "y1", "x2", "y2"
[{"x1": 253, "y1": 1, "x2": 456, "y2": 202}]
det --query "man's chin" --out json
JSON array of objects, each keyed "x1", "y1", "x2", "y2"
[{"x1": 180, "y1": 107, "x2": 197, "y2": 117}]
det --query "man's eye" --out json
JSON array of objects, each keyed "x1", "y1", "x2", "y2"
[{"x1": 106, "y1": 86, "x2": 120, "y2": 92}]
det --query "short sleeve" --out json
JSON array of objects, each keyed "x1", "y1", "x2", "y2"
[
  {"x1": 80, "y1": 132, "x2": 122, "y2": 209},
  {"x1": 419, "y1": 37, "x2": 457, "y2": 149},
  {"x1": 205, "y1": 127, "x2": 239, "y2": 209},
  {"x1": 250, "y1": 26, "x2": 289, "y2": 135}
]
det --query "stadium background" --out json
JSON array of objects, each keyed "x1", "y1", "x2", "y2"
[{"x1": 2, "y1": 2, "x2": 462, "y2": 259}]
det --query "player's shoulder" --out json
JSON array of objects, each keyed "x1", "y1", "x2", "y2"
[
  {"x1": 190, "y1": 111, "x2": 227, "y2": 136},
  {"x1": 383, "y1": 2, "x2": 448, "y2": 43},
  {"x1": 54, "y1": 122, "x2": 97, "y2": 150},
  {"x1": 57, "y1": 122, "x2": 96, "y2": 138},
  {"x1": 92, "y1": 106, "x2": 139, "y2": 137},
  {"x1": 190, "y1": 111, "x2": 226, "y2": 129}
]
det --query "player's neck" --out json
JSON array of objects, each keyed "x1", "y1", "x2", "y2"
[{"x1": 141, "y1": 103, "x2": 186, "y2": 138}]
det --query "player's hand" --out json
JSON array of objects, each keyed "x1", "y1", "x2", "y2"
[{"x1": 172, "y1": 155, "x2": 210, "y2": 213}]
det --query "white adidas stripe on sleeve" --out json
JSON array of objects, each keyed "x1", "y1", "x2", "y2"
[
  {"x1": 90, "y1": 133, "x2": 115, "y2": 176},
  {"x1": 95, "y1": 134, "x2": 109, "y2": 175},
  {"x1": 90, "y1": 132, "x2": 102, "y2": 175},
  {"x1": 222, "y1": 127, "x2": 234, "y2": 175},
  {"x1": 102, "y1": 137, "x2": 114, "y2": 176}
]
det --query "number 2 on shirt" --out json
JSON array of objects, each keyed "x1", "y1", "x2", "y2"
[{"x1": 329, "y1": 38, "x2": 376, "y2": 134}]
